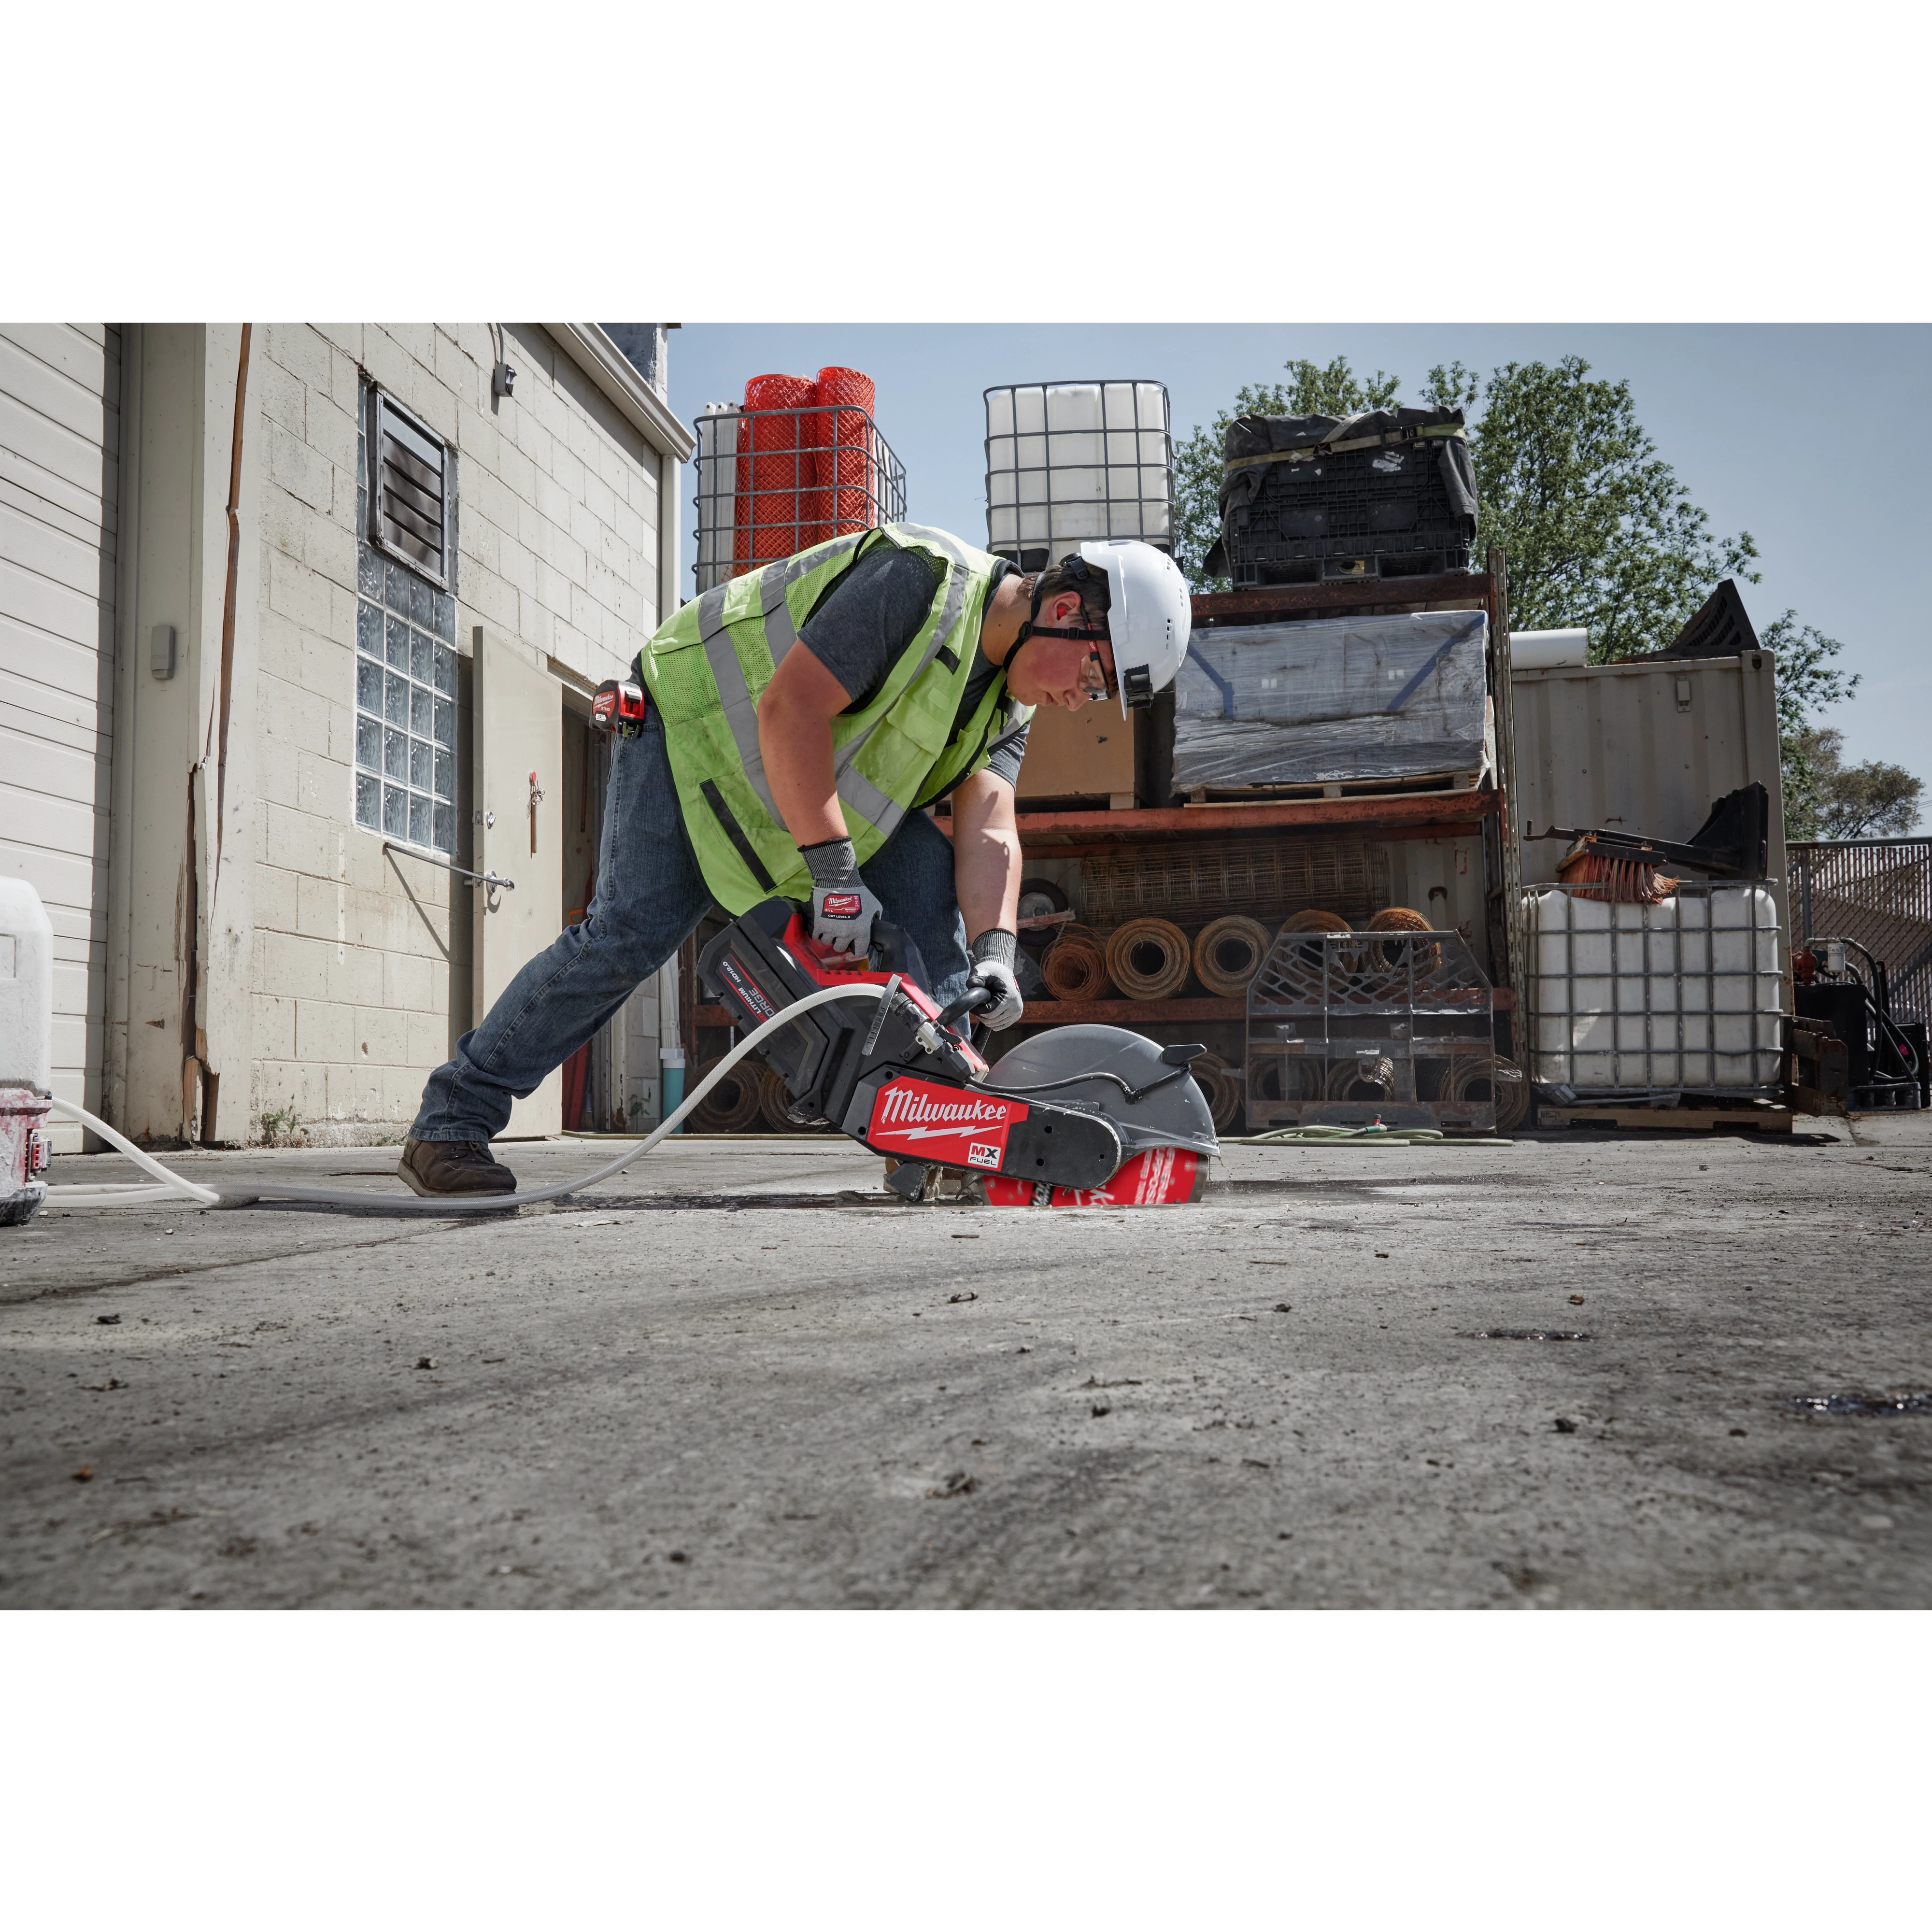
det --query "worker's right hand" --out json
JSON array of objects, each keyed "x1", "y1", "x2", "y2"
[{"x1": 801, "y1": 836, "x2": 883, "y2": 959}]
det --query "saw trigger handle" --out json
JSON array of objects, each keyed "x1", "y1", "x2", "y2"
[{"x1": 937, "y1": 985, "x2": 993, "y2": 1033}]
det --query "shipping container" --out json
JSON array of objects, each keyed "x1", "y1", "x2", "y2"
[{"x1": 1511, "y1": 649, "x2": 1787, "y2": 931}]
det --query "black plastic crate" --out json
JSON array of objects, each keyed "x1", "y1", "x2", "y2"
[{"x1": 1209, "y1": 409, "x2": 1478, "y2": 588}]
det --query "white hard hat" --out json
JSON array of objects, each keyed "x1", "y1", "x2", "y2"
[{"x1": 1077, "y1": 540, "x2": 1192, "y2": 717}]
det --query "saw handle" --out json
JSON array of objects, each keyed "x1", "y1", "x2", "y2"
[{"x1": 936, "y1": 984, "x2": 993, "y2": 1034}]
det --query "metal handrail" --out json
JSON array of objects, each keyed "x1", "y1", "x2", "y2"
[{"x1": 382, "y1": 840, "x2": 515, "y2": 892}]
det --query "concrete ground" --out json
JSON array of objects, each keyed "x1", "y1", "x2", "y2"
[{"x1": 3, "y1": 1111, "x2": 1928, "y2": 1609}]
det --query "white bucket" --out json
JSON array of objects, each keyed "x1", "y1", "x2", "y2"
[{"x1": 0, "y1": 879, "x2": 54, "y2": 1094}]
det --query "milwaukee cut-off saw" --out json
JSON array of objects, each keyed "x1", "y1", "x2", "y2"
[{"x1": 698, "y1": 900, "x2": 1218, "y2": 1205}]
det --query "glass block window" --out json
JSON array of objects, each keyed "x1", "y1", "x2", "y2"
[{"x1": 354, "y1": 392, "x2": 458, "y2": 854}]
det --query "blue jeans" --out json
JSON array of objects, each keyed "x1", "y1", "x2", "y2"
[{"x1": 411, "y1": 708, "x2": 974, "y2": 1142}]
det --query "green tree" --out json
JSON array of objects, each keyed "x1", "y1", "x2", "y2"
[
  {"x1": 1421, "y1": 356, "x2": 1761, "y2": 662},
  {"x1": 1172, "y1": 357, "x2": 1400, "y2": 589},
  {"x1": 1786, "y1": 725, "x2": 1919, "y2": 841},
  {"x1": 1757, "y1": 617, "x2": 1861, "y2": 836}
]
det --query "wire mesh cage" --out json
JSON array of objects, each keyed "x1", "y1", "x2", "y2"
[
  {"x1": 1245, "y1": 926, "x2": 1501, "y2": 1130},
  {"x1": 1523, "y1": 881, "x2": 1786, "y2": 1100},
  {"x1": 693, "y1": 402, "x2": 907, "y2": 594},
  {"x1": 984, "y1": 381, "x2": 1173, "y2": 570}
]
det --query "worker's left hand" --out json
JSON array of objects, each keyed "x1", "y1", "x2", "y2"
[{"x1": 967, "y1": 930, "x2": 1026, "y2": 1030}]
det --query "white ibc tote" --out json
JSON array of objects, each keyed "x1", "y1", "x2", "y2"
[
  {"x1": 692, "y1": 402, "x2": 741, "y2": 594},
  {"x1": 985, "y1": 381, "x2": 1172, "y2": 568},
  {"x1": 1526, "y1": 884, "x2": 1787, "y2": 1095}
]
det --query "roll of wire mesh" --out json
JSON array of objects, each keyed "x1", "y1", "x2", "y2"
[
  {"x1": 1042, "y1": 923, "x2": 1113, "y2": 1001},
  {"x1": 813, "y1": 366, "x2": 876, "y2": 539},
  {"x1": 737, "y1": 372, "x2": 818, "y2": 570},
  {"x1": 1325, "y1": 1054, "x2": 1396, "y2": 1101},
  {"x1": 1104, "y1": 917, "x2": 1192, "y2": 1001},
  {"x1": 1192, "y1": 915, "x2": 1273, "y2": 998},
  {"x1": 1278, "y1": 908, "x2": 1359, "y2": 979},
  {"x1": 1191, "y1": 1051, "x2": 1244, "y2": 1134},
  {"x1": 1360, "y1": 905, "x2": 1441, "y2": 981},
  {"x1": 755, "y1": 1063, "x2": 797, "y2": 1133},
  {"x1": 1446, "y1": 1052, "x2": 1530, "y2": 1130},
  {"x1": 1077, "y1": 837, "x2": 1390, "y2": 928},
  {"x1": 1249, "y1": 1052, "x2": 1321, "y2": 1111},
  {"x1": 688, "y1": 1056, "x2": 766, "y2": 1134}
]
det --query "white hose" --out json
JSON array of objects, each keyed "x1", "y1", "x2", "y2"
[
  {"x1": 39, "y1": 1105, "x2": 222, "y2": 1208},
  {"x1": 39, "y1": 982, "x2": 885, "y2": 1217}
]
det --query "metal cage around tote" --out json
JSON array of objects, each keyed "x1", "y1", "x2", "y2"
[
  {"x1": 1523, "y1": 881, "x2": 1787, "y2": 1101},
  {"x1": 983, "y1": 380, "x2": 1174, "y2": 570},
  {"x1": 692, "y1": 403, "x2": 907, "y2": 594}
]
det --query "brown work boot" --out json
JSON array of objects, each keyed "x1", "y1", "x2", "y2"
[{"x1": 398, "y1": 1137, "x2": 517, "y2": 1197}]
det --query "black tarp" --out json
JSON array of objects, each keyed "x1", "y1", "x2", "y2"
[{"x1": 1205, "y1": 406, "x2": 1477, "y2": 577}]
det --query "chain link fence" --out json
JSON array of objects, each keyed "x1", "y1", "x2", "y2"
[{"x1": 1789, "y1": 838, "x2": 1932, "y2": 1021}]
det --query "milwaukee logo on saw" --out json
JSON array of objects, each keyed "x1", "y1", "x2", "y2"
[{"x1": 867, "y1": 1078, "x2": 1028, "y2": 1157}]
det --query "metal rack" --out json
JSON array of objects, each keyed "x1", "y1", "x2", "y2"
[
  {"x1": 1245, "y1": 928, "x2": 1499, "y2": 1130},
  {"x1": 998, "y1": 557, "x2": 1522, "y2": 1039}
]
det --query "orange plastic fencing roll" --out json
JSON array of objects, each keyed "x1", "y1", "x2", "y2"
[
  {"x1": 813, "y1": 367, "x2": 877, "y2": 537},
  {"x1": 736, "y1": 372, "x2": 818, "y2": 571},
  {"x1": 798, "y1": 384, "x2": 832, "y2": 550}
]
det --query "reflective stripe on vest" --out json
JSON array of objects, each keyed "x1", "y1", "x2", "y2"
[{"x1": 696, "y1": 535, "x2": 869, "y2": 822}]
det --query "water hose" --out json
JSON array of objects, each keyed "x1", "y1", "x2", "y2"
[
  {"x1": 1227, "y1": 1125, "x2": 1513, "y2": 1146},
  {"x1": 39, "y1": 982, "x2": 887, "y2": 1217}
]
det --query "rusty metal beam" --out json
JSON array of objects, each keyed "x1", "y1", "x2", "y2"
[
  {"x1": 983, "y1": 795, "x2": 1496, "y2": 851},
  {"x1": 1192, "y1": 574, "x2": 1490, "y2": 627}
]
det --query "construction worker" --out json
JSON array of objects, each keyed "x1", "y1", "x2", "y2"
[{"x1": 398, "y1": 525, "x2": 1191, "y2": 1196}]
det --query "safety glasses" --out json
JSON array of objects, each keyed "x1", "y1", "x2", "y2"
[{"x1": 1080, "y1": 648, "x2": 1119, "y2": 703}]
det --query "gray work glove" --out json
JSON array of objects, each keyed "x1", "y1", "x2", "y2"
[
  {"x1": 968, "y1": 929, "x2": 1026, "y2": 1030},
  {"x1": 801, "y1": 836, "x2": 883, "y2": 959}
]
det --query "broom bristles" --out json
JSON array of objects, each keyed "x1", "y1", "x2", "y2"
[{"x1": 1557, "y1": 852, "x2": 1680, "y2": 904}]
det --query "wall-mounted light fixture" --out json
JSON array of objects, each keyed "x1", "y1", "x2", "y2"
[{"x1": 490, "y1": 322, "x2": 516, "y2": 398}]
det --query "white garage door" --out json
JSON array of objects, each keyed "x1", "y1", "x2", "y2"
[{"x1": 0, "y1": 324, "x2": 120, "y2": 1149}]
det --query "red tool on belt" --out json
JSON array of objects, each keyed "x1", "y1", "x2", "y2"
[{"x1": 591, "y1": 679, "x2": 647, "y2": 738}]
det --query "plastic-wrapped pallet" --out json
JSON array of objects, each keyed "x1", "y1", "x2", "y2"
[
  {"x1": 1172, "y1": 611, "x2": 1490, "y2": 790},
  {"x1": 1526, "y1": 885, "x2": 1786, "y2": 1095}
]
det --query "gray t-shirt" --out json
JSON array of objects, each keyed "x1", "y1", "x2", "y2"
[{"x1": 797, "y1": 547, "x2": 1030, "y2": 793}]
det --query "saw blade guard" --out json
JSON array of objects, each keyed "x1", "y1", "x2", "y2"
[{"x1": 984, "y1": 1025, "x2": 1220, "y2": 1161}]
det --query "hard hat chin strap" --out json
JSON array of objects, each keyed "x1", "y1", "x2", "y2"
[{"x1": 1019, "y1": 624, "x2": 1111, "y2": 645}]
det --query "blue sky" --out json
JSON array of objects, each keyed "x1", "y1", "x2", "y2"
[{"x1": 666, "y1": 325, "x2": 1931, "y2": 799}]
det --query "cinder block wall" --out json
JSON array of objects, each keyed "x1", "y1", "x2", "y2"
[{"x1": 246, "y1": 324, "x2": 663, "y2": 1143}]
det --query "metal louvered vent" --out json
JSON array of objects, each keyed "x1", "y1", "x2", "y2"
[{"x1": 368, "y1": 389, "x2": 451, "y2": 587}]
